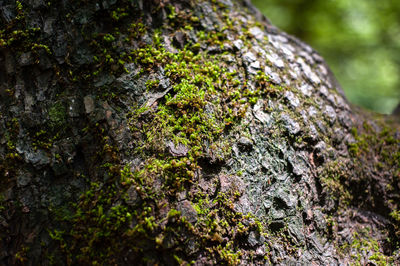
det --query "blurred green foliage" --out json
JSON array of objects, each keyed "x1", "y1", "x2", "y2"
[{"x1": 252, "y1": 0, "x2": 400, "y2": 114}]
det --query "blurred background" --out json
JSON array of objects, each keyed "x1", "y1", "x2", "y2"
[{"x1": 252, "y1": 0, "x2": 400, "y2": 114}]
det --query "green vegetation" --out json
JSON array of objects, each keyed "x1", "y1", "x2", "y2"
[
  {"x1": 319, "y1": 161, "x2": 352, "y2": 207},
  {"x1": 46, "y1": 1, "x2": 279, "y2": 264},
  {"x1": 0, "y1": 1, "x2": 51, "y2": 54},
  {"x1": 2, "y1": 0, "x2": 399, "y2": 264},
  {"x1": 340, "y1": 229, "x2": 392, "y2": 265},
  {"x1": 348, "y1": 118, "x2": 400, "y2": 237},
  {"x1": 48, "y1": 102, "x2": 67, "y2": 128},
  {"x1": 253, "y1": 0, "x2": 400, "y2": 114}
]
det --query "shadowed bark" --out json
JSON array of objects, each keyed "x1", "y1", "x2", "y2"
[{"x1": 0, "y1": 0, "x2": 399, "y2": 264}]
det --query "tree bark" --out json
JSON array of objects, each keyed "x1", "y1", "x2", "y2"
[{"x1": 0, "y1": 0, "x2": 399, "y2": 264}]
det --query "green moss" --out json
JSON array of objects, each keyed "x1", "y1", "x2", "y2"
[
  {"x1": 14, "y1": 245, "x2": 29, "y2": 263},
  {"x1": 110, "y1": 7, "x2": 128, "y2": 21},
  {"x1": 145, "y1": 79, "x2": 160, "y2": 90},
  {"x1": 49, "y1": 102, "x2": 66, "y2": 128},
  {"x1": 48, "y1": 0, "x2": 286, "y2": 264},
  {"x1": 129, "y1": 22, "x2": 146, "y2": 39},
  {"x1": 390, "y1": 209, "x2": 400, "y2": 222},
  {"x1": 0, "y1": 1, "x2": 52, "y2": 55},
  {"x1": 167, "y1": 5, "x2": 177, "y2": 20},
  {"x1": 103, "y1": 33, "x2": 115, "y2": 42},
  {"x1": 32, "y1": 129, "x2": 59, "y2": 150},
  {"x1": 216, "y1": 242, "x2": 241, "y2": 265},
  {"x1": 340, "y1": 229, "x2": 392, "y2": 265},
  {"x1": 319, "y1": 161, "x2": 352, "y2": 207}
]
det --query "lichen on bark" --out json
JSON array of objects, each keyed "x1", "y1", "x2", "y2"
[{"x1": 0, "y1": 0, "x2": 399, "y2": 265}]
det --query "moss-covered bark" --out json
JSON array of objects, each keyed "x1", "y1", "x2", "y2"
[{"x1": 0, "y1": 0, "x2": 399, "y2": 265}]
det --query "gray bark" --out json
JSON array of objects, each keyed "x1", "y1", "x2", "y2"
[{"x1": 0, "y1": 0, "x2": 399, "y2": 265}]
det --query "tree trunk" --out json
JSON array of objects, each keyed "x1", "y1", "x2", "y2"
[{"x1": 1, "y1": 0, "x2": 399, "y2": 264}]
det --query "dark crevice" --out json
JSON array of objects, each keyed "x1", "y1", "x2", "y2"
[
  {"x1": 198, "y1": 157, "x2": 224, "y2": 179},
  {"x1": 269, "y1": 220, "x2": 285, "y2": 233}
]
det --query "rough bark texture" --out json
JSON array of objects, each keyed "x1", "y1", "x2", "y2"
[{"x1": 1, "y1": 0, "x2": 400, "y2": 265}]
